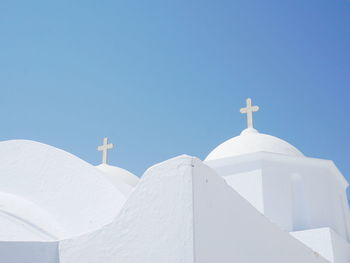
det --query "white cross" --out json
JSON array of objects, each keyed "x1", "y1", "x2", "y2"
[
  {"x1": 240, "y1": 98, "x2": 259, "y2": 129},
  {"x1": 97, "y1": 137, "x2": 114, "y2": 164}
]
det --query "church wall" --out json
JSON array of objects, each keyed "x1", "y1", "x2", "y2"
[
  {"x1": 204, "y1": 155, "x2": 262, "y2": 176},
  {"x1": 59, "y1": 155, "x2": 195, "y2": 263},
  {"x1": 0, "y1": 241, "x2": 59, "y2": 263},
  {"x1": 304, "y1": 168, "x2": 344, "y2": 234},
  {"x1": 291, "y1": 173, "x2": 310, "y2": 230},
  {"x1": 291, "y1": 227, "x2": 350, "y2": 263},
  {"x1": 261, "y1": 158, "x2": 349, "y2": 241},
  {"x1": 204, "y1": 156, "x2": 265, "y2": 213},
  {"x1": 207, "y1": 153, "x2": 350, "y2": 242},
  {"x1": 58, "y1": 155, "x2": 346, "y2": 263},
  {"x1": 331, "y1": 227, "x2": 350, "y2": 263},
  {"x1": 222, "y1": 169, "x2": 264, "y2": 213},
  {"x1": 291, "y1": 228, "x2": 335, "y2": 262},
  {"x1": 192, "y1": 158, "x2": 329, "y2": 263},
  {"x1": 261, "y1": 160, "x2": 294, "y2": 231}
]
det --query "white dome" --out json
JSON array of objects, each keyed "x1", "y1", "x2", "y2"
[
  {"x1": 205, "y1": 128, "x2": 303, "y2": 161},
  {"x1": 96, "y1": 164, "x2": 139, "y2": 192}
]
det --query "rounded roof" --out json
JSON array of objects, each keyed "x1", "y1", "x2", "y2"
[
  {"x1": 205, "y1": 128, "x2": 304, "y2": 161},
  {"x1": 0, "y1": 140, "x2": 127, "y2": 241},
  {"x1": 96, "y1": 164, "x2": 139, "y2": 189}
]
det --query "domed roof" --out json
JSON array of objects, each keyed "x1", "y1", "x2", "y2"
[
  {"x1": 96, "y1": 164, "x2": 139, "y2": 192},
  {"x1": 95, "y1": 137, "x2": 139, "y2": 192},
  {"x1": 0, "y1": 140, "x2": 127, "y2": 241},
  {"x1": 205, "y1": 128, "x2": 304, "y2": 161}
]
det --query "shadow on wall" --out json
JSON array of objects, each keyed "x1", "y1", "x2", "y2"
[{"x1": 0, "y1": 241, "x2": 59, "y2": 263}]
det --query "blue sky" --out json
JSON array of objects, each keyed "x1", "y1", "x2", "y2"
[{"x1": 0, "y1": 0, "x2": 349, "y2": 185}]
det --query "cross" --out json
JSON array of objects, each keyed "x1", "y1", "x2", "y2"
[
  {"x1": 240, "y1": 98, "x2": 259, "y2": 129},
  {"x1": 97, "y1": 137, "x2": 114, "y2": 164}
]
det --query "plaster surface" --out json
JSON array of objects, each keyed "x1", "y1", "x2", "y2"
[
  {"x1": 59, "y1": 155, "x2": 194, "y2": 263},
  {"x1": 192, "y1": 157, "x2": 328, "y2": 263},
  {"x1": 96, "y1": 163, "x2": 139, "y2": 194},
  {"x1": 206, "y1": 152, "x2": 350, "y2": 240},
  {"x1": 0, "y1": 140, "x2": 126, "y2": 241},
  {"x1": 206, "y1": 128, "x2": 304, "y2": 161},
  {"x1": 291, "y1": 228, "x2": 350, "y2": 263},
  {"x1": 0, "y1": 241, "x2": 59, "y2": 263},
  {"x1": 59, "y1": 155, "x2": 330, "y2": 263}
]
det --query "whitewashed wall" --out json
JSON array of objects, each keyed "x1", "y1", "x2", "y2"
[
  {"x1": 263, "y1": 158, "x2": 349, "y2": 239},
  {"x1": 223, "y1": 169, "x2": 264, "y2": 213},
  {"x1": 206, "y1": 152, "x2": 350, "y2": 241},
  {"x1": 0, "y1": 241, "x2": 59, "y2": 263},
  {"x1": 59, "y1": 155, "x2": 195, "y2": 263},
  {"x1": 59, "y1": 155, "x2": 329, "y2": 263},
  {"x1": 291, "y1": 227, "x2": 350, "y2": 263},
  {"x1": 192, "y1": 158, "x2": 328, "y2": 263}
]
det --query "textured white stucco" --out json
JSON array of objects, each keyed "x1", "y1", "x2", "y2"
[
  {"x1": 0, "y1": 192, "x2": 66, "y2": 241},
  {"x1": 0, "y1": 140, "x2": 126, "y2": 241},
  {"x1": 1, "y1": 126, "x2": 349, "y2": 263},
  {"x1": 59, "y1": 155, "x2": 330, "y2": 263},
  {"x1": 192, "y1": 157, "x2": 328, "y2": 263},
  {"x1": 59, "y1": 155, "x2": 194, "y2": 263}
]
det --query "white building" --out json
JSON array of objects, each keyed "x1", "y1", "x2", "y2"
[{"x1": 0, "y1": 99, "x2": 349, "y2": 263}]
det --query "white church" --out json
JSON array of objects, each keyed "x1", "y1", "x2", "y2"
[{"x1": 0, "y1": 99, "x2": 349, "y2": 263}]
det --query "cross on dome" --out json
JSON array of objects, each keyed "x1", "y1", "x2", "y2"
[
  {"x1": 97, "y1": 137, "x2": 114, "y2": 164},
  {"x1": 240, "y1": 98, "x2": 259, "y2": 129}
]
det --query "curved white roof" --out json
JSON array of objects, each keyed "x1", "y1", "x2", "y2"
[
  {"x1": 0, "y1": 140, "x2": 127, "y2": 241},
  {"x1": 96, "y1": 164, "x2": 139, "y2": 191},
  {"x1": 205, "y1": 128, "x2": 303, "y2": 161}
]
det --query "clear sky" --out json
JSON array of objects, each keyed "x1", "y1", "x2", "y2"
[{"x1": 0, "y1": 1, "x2": 349, "y2": 185}]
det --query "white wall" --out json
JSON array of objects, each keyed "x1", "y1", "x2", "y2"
[
  {"x1": 291, "y1": 227, "x2": 350, "y2": 263},
  {"x1": 223, "y1": 169, "x2": 264, "y2": 213},
  {"x1": 206, "y1": 152, "x2": 350, "y2": 241},
  {"x1": 0, "y1": 241, "x2": 59, "y2": 263},
  {"x1": 263, "y1": 158, "x2": 350, "y2": 240},
  {"x1": 291, "y1": 228, "x2": 335, "y2": 262},
  {"x1": 193, "y1": 158, "x2": 329, "y2": 263},
  {"x1": 59, "y1": 155, "x2": 195, "y2": 263},
  {"x1": 332, "y1": 228, "x2": 350, "y2": 263},
  {"x1": 60, "y1": 155, "x2": 330, "y2": 263}
]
